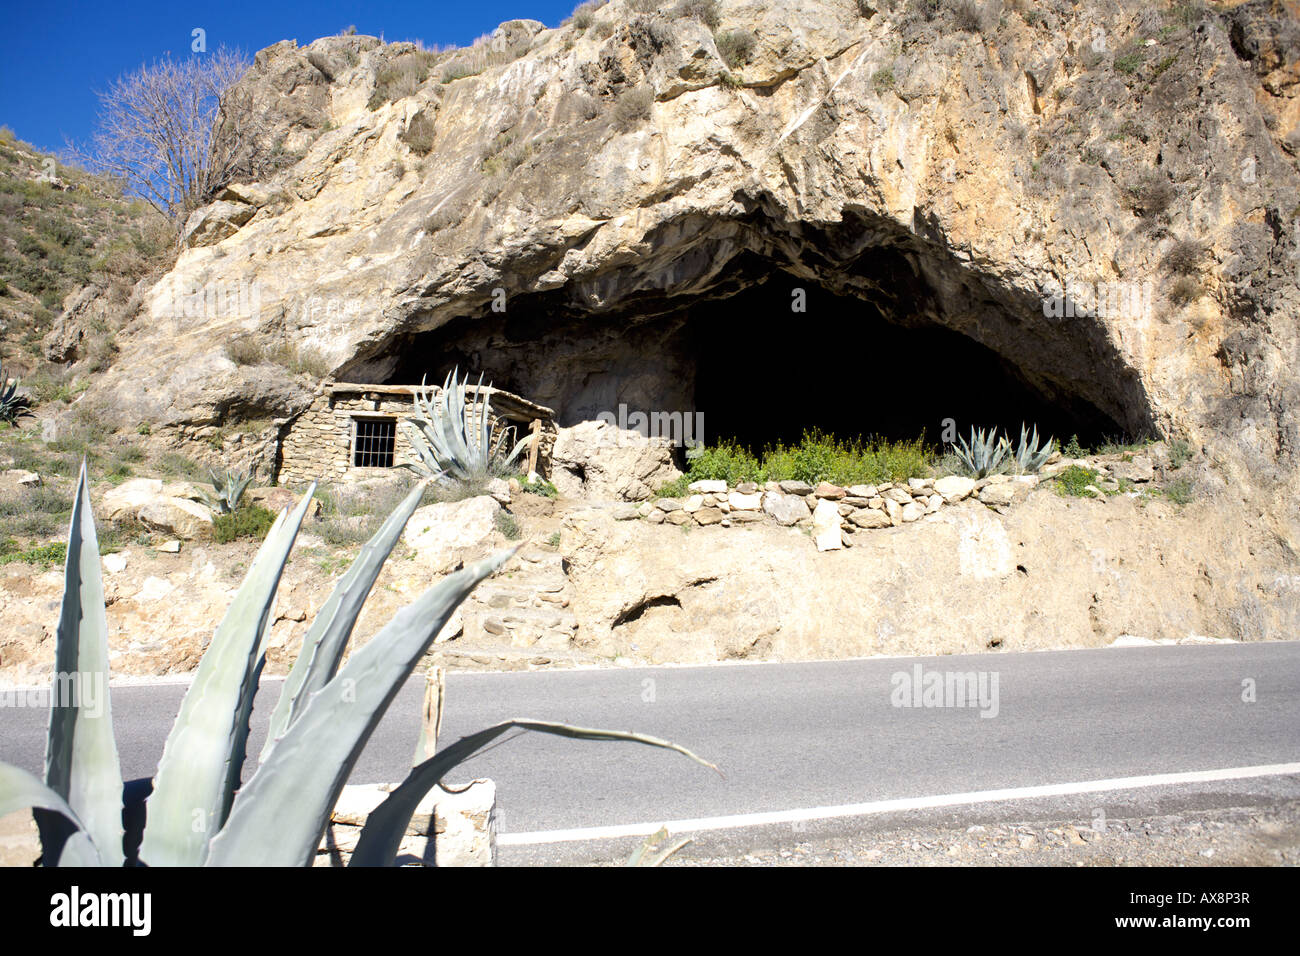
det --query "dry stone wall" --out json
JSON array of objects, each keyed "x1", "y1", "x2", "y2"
[
  {"x1": 625, "y1": 457, "x2": 1159, "y2": 551},
  {"x1": 277, "y1": 384, "x2": 556, "y2": 486}
]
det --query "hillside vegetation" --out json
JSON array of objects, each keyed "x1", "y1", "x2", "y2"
[{"x1": 0, "y1": 128, "x2": 170, "y2": 382}]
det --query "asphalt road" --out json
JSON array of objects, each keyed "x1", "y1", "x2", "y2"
[{"x1": 3, "y1": 642, "x2": 1298, "y2": 863}]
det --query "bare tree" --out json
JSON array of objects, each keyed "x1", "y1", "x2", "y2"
[{"x1": 74, "y1": 48, "x2": 260, "y2": 227}]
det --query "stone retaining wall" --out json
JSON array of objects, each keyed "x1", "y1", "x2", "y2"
[{"x1": 622, "y1": 456, "x2": 1157, "y2": 551}]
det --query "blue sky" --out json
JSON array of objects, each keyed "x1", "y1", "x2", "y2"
[{"x1": 0, "y1": 0, "x2": 580, "y2": 156}]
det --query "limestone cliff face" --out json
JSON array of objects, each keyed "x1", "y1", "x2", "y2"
[{"x1": 86, "y1": 1, "x2": 1300, "y2": 519}]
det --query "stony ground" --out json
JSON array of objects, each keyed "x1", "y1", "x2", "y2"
[{"x1": 626, "y1": 801, "x2": 1300, "y2": 867}]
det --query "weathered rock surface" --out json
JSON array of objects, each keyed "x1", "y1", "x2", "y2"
[
  {"x1": 551, "y1": 420, "x2": 680, "y2": 500},
  {"x1": 402, "y1": 496, "x2": 502, "y2": 571},
  {"x1": 101, "y1": 477, "x2": 214, "y2": 539}
]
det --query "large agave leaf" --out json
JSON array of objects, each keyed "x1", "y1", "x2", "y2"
[
  {"x1": 139, "y1": 486, "x2": 316, "y2": 866},
  {"x1": 0, "y1": 763, "x2": 101, "y2": 866},
  {"x1": 259, "y1": 481, "x2": 428, "y2": 760},
  {"x1": 40, "y1": 462, "x2": 124, "y2": 866},
  {"x1": 348, "y1": 720, "x2": 719, "y2": 867},
  {"x1": 205, "y1": 550, "x2": 515, "y2": 866}
]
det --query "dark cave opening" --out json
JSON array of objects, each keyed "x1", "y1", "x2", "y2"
[
  {"x1": 370, "y1": 267, "x2": 1129, "y2": 456},
  {"x1": 690, "y1": 277, "x2": 1123, "y2": 451}
]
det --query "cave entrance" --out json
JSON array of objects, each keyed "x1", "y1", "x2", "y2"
[
  {"x1": 690, "y1": 276, "x2": 1122, "y2": 452},
  {"x1": 358, "y1": 255, "x2": 1141, "y2": 460}
]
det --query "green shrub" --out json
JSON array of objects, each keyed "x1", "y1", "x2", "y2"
[
  {"x1": 952, "y1": 0, "x2": 984, "y2": 32},
  {"x1": 1168, "y1": 438, "x2": 1192, "y2": 469},
  {"x1": 1063, "y1": 435, "x2": 1086, "y2": 458},
  {"x1": 570, "y1": 0, "x2": 607, "y2": 29},
  {"x1": 212, "y1": 504, "x2": 277, "y2": 544},
  {"x1": 1054, "y1": 465, "x2": 1099, "y2": 497},
  {"x1": 715, "y1": 30, "x2": 756, "y2": 68},
  {"x1": 400, "y1": 111, "x2": 436, "y2": 156},
  {"x1": 440, "y1": 63, "x2": 481, "y2": 84},
  {"x1": 0, "y1": 540, "x2": 66, "y2": 567},
  {"x1": 670, "y1": 431, "x2": 936, "y2": 490},
  {"x1": 1162, "y1": 238, "x2": 1203, "y2": 276},
  {"x1": 872, "y1": 67, "x2": 896, "y2": 94},
  {"x1": 515, "y1": 475, "x2": 558, "y2": 498},
  {"x1": 613, "y1": 87, "x2": 655, "y2": 129},
  {"x1": 1128, "y1": 173, "x2": 1175, "y2": 218},
  {"x1": 1162, "y1": 476, "x2": 1194, "y2": 504},
  {"x1": 1115, "y1": 49, "x2": 1144, "y2": 75},
  {"x1": 678, "y1": 440, "x2": 762, "y2": 486},
  {"x1": 495, "y1": 510, "x2": 522, "y2": 540},
  {"x1": 674, "y1": 0, "x2": 720, "y2": 29}
]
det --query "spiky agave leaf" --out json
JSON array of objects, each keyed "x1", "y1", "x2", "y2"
[
  {"x1": 259, "y1": 481, "x2": 429, "y2": 760},
  {"x1": 0, "y1": 763, "x2": 101, "y2": 866},
  {"x1": 205, "y1": 550, "x2": 518, "y2": 867},
  {"x1": 348, "y1": 720, "x2": 720, "y2": 867},
  {"x1": 1011, "y1": 423, "x2": 1054, "y2": 474},
  {"x1": 954, "y1": 426, "x2": 1011, "y2": 478},
  {"x1": 401, "y1": 367, "x2": 525, "y2": 484},
  {"x1": 0, "y1": 365, "x2": 32, "y2": 424},
  {"x1": 139, "y1": 486, "x2": 317, "y2": 866},
  {"x1": 39, "y1": 462, "x2": 124, "y2": 866}
]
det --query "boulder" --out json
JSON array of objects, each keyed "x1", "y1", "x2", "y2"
[
  {"x1": 102, "y1": 478, "x2": 164, "y2": 522},
  {"x1": 1110, "y1": 456, "x2": 1155, "y2": 483},
  {"x1": 688, "y1": 480, "x2": 728, "y2": 494},
  {"x1": 933, "y1": 475, "x2": 976, "y2": 502},
  {"x1": 900, "y1": 501, "x2": 926, "y2": 523},
  {"x1": 182, "y1": 199, "x2": 256, "y2": 248},
  {"x1": 137, "y1": 496, "x2": 214, "y2": 540},
  {"x1": 763, "y1": 492, "x2": 811, "y2": 527},
  {"x1": 812, "y1": 499, "x2": 843, "y2": 551},
  {"x1": 551, "y1": 420, "x2": 681, "y2": 501},
  {"x1": 486, "y1": 477, "x2": 512, "y2": 505},
  {"x1": 978, "y1": 484, "x2": 1017, "y2": 507},
  {"x1": 402, "y1": 496, "x2": 502, "y2": 571},
  {"x1": 849, "y1": 508, "x2": 890, "y2": 529}
]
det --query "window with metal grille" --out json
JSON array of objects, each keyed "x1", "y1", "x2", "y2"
[{"x1": 353, "y1": 417, "x2": 396, "y2": 468}]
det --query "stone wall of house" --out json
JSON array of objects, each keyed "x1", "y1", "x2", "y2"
[{"x1": 276, "y1": 385, "x2": 556, "y2": 487}]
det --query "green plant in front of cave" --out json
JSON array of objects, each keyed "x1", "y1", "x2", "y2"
[
  {"x1": 1054, "y1": 464, "x2": 1099, "y2": 498},
  {"x1": 0, "y1": 365, "x2": 33, "y2": 425},
  {"x1": 402, "y1": 367, "x2": 533, "y2": 485},
  {"x1": 0, "y1": 464, "x2": 716, "y2": 867},
  {"x1": 200, "y1": 467, "x2": 254, "y2": 515},
  {"x1": 1009, "y1": 424, "x2": 1055, "y2": 475},
  {"x1": 211, "y1": 504, "x2": 276, "y2": 544},
  {"x1": 951, "y1": 426, "x2": 1010, "y2": 478}
]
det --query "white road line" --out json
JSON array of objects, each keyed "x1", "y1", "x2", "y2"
[{"x1": 497, "y1": 762, "x2": 1300, "y2": 846}]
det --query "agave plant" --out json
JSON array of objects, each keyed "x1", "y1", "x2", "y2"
[
  {"x1": 0, "y1": 366, "x2": 32, "y2": 425},
  {"x1": 952, "y1": 426, "x2": 1010, "y2": 478},
  {"x1": 199, "y1": 467, "x2": 254, "y2": 515},
  {"x1": 1009, "y1": 424, "x2": 1055, "y2": 474},
  {"x1": 401, "y1": 367, "x2": 532, "y2": 484},
  {"x1": 0, "y1": 462, "x2": 715, "y2": 867}
]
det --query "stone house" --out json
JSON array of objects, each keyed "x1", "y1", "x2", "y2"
[{"x1": 275, "y1": 381, "x2": 556, "y2": 486}]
